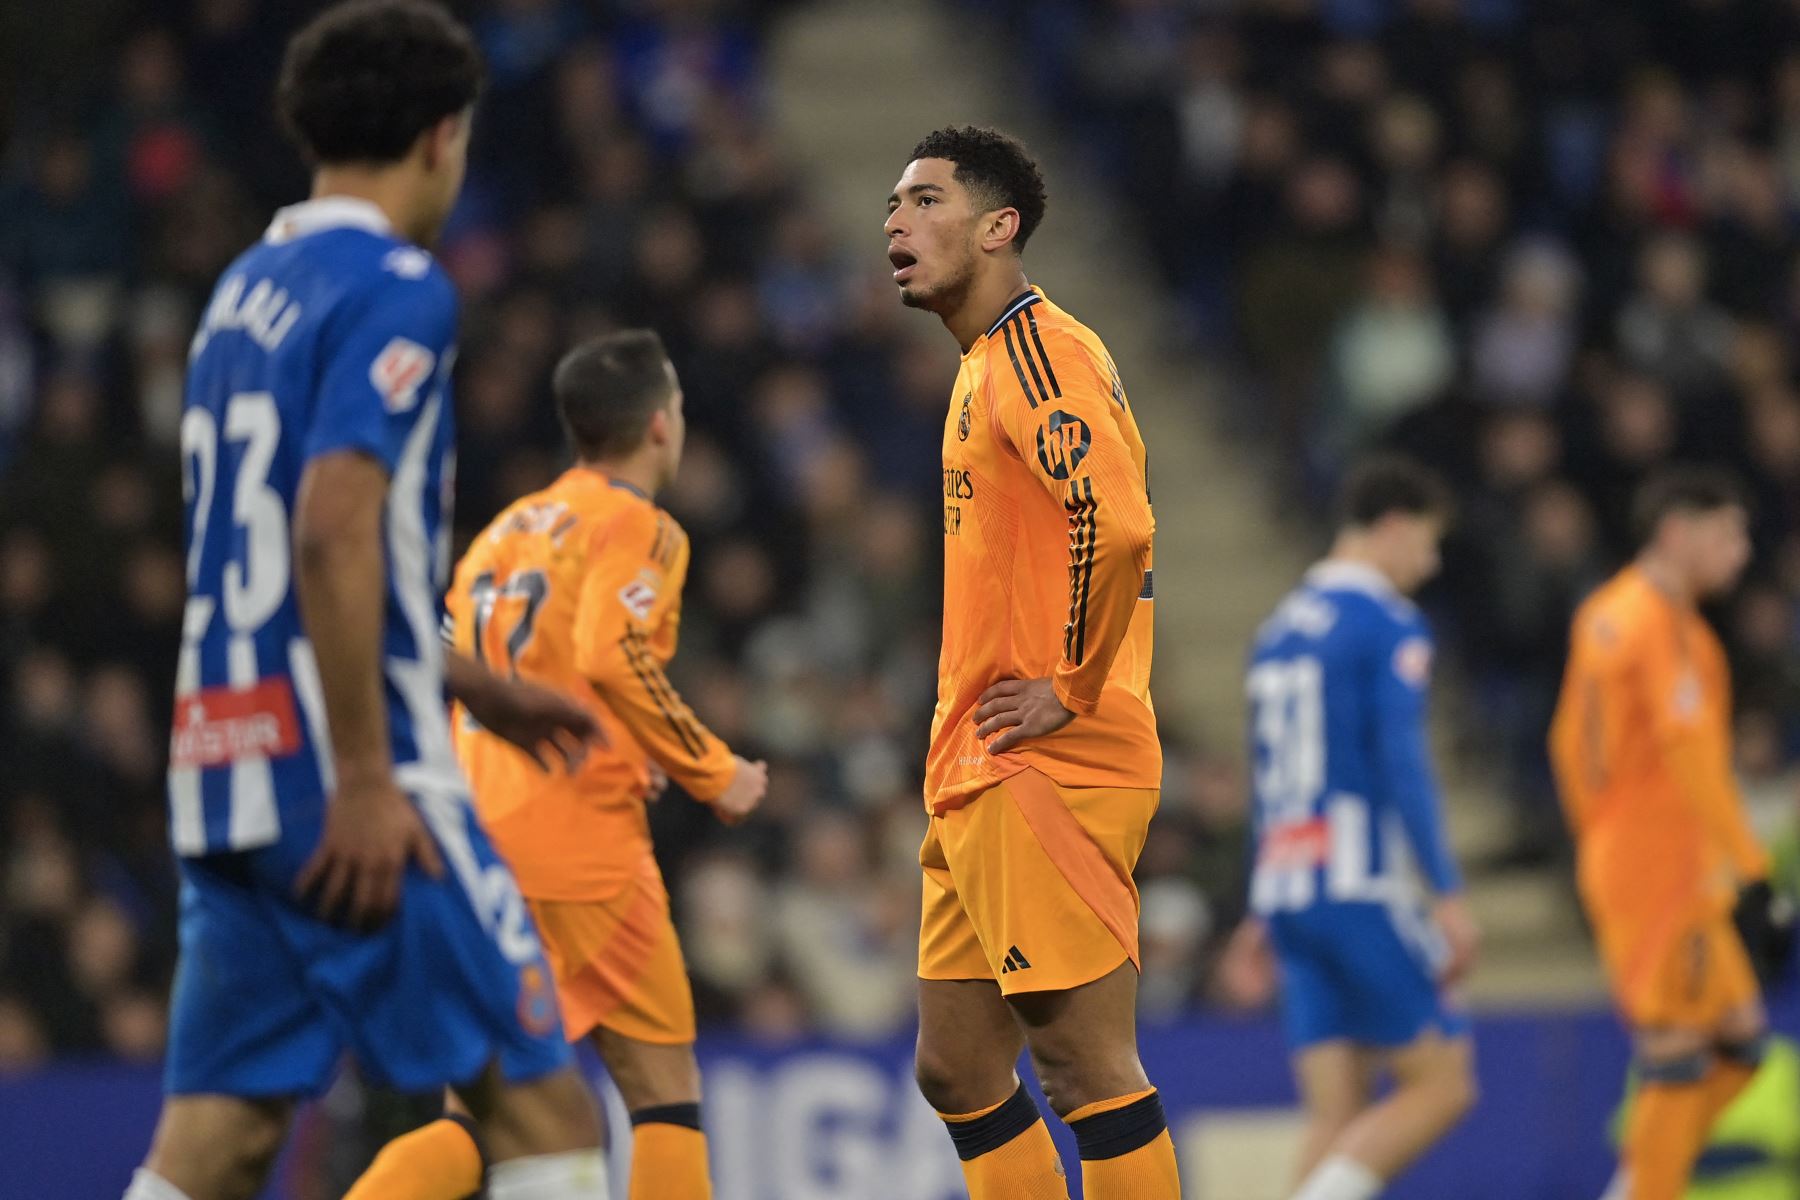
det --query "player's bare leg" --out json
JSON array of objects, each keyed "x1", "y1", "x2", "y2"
[
  {"x1": 592, "y1": 1028, "x2": 712, "y2": 1199},
  {"x1": 916, "y1": 977, "x2": 1069, "y2": 1198},
  {"x1": 1613, "y1": 1002, "x2": 1768, "y2": 1200},
  {"x1": 130, "y1": 1095, "x2": 293, "y2": 1200},
  {"x1": 1290, "y1": 1041, "x2": 1379, "y2": 1180},
  {"x1": 1289, "y1": 1030, "x2": 1475, "y2": 1200},
  {"x1": 343, "y1": 1064, "x2": 604, "y2": 1200},
  {"x1": 1010, "y1": 960, "x2": 1180, "y2": 1197}
]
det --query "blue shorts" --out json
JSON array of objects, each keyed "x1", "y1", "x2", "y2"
[
  {"x1": 165, "y1": 789, "x2": 571, "y2": 1098},
  {"x1": 1267, "y1": 901, "x2": 1470, "y2": 1050}
]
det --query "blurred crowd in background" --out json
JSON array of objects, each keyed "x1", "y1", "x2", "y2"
[
  {"x1": 0, "y1": 0, "x2": 1253, "y2": 1075},
  {"x1": 977, "y1": 0, "x2": 1800, "y2": 856}
]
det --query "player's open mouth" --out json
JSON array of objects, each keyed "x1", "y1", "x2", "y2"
[{"x1": 889, "y1": 247, "x2": 918, "y2": 283}]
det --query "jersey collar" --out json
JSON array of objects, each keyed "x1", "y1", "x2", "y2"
[
  {"x1": 569, "y1": 464, "x2": 650, "y2": 500},
  {"x1": 264, "y1": 196, "x2": 395, "y2": 244},
  {"x1": 1305, "y1": 559, "x2": 1404, "y2": 604},
  {"x1": 605, "y1": 476, "x2": 649, "y2": 500},
  {"x1": 983, "y1": 288, "x2": 1042, "y2": 340}
]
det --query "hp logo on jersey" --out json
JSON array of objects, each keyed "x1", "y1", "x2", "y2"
[{"x1": 1036, "y1": 410, "x2": 1091, "y2": 480}]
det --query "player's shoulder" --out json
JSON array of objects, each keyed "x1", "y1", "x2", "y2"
[
  {"x1": 348, "y1": 240, "x2": 455, "y2": 318},
  {"x1": 1573, "y1": 568, "x2": 1664, "y2": 654},
  {"x1": 1024, "y1": 293, "x2": 1115, "y2": 373},
  {"x1": 562, "y1": 474, "x2": 686, "y2": 564},
  {"x1": 266, "y1": 201, "x2": 455, "y2": 316}
]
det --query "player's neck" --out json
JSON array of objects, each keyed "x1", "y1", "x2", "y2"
[
  {"x1": 1636, "y1": 553, "x2": 1697, "y2": 609},
  {"x1": 945, "y1": 267, "x2": 1032, "y2": 352},
  {"x1": 308, "y1": 169, "x2": 423, "y2": 245},
  {"x1": 581, "y1": 454, "x2": 661, "y2": 499},
  {"x1": 1324, "y1": 537, "x2": 1401, "y2": 592}
]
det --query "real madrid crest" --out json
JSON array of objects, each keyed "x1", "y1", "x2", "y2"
[{"x1": 958, "y1": 391, "x2": 972, "y2": 441}]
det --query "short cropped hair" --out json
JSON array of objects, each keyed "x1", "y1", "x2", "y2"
[
  {"x1": 1338, "y1": 454, "x2": 1453, "y2": 529},
  {"x1": 277, "y1": 0, "x2": 483, "y2": 166},
  {"x1": 908, "y1": 126, "x2": 1048, "y2": 253},
  {"x1": 1632, "y1": 465, "x2": 1747, "y2": 548},
  {"x1": 554, "y1": 330, "x2": 676, "y2": 460}
]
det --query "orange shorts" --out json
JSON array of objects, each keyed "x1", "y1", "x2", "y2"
[
  {"x1": 1593, "y1": 905, "x2": 1761, "y2": 1031},
  {"x1": 526, "y1": 861, "x2": 696, "y2": 1046},
  {"x1": 919, "y1": 767, "x2": 1157, "y2": 995}
]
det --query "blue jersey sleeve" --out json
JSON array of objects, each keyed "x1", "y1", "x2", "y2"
[
  {"x1": 304, "y1": 263, "x2": 457, "y2": 473},
  {"x1": 1370, "y1": 613, "x2": 1463, "y2": 894}
]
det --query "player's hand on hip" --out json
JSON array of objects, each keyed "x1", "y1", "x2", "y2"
[
  {"x1": 467, "y1": 675, "x2": 604, "y2": 771},
  {"x1": 297, "y1": 769, "x2": 444, "y2": 931},
  {"x1": 974, "y1": 677, "x2": 1075, "y2": 754},
  {"x1": 1433, "y1": 894, "x2": 1481, "y2": 986},
  {"x1": 644, "y1": 761, "x2": 670, "y2": 803},
  {"x1": 713, "y1": 756, "x2": 768, "y2": 825}
]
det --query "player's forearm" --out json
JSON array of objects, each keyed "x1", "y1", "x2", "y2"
[
  {"x1": 1396, "y1": 785, "x2": 1463, "y2": 894},
  {"x1": 1383, "y1": 728, "x2": 1463, "y2": 893},
  {"x1": 588, "y1": 650, "x2": 734, "y2": 799},
  {"x1": 1052, "y1": 477, "x2": 1152, "y2": 713},
  {"x1": 294, "y1": 458, "x2": 392, "y2": 782},
  {"x1": 444, "y1": 649, "x2": 497, "y2": 709}
]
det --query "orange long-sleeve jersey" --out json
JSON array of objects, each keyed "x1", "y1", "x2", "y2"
[
  {"x1": 927, "y1": 287, "x2": 1160, "y2": 814},
  {"x1": 446, "y1": 468, "x2": 735, "y2": 900},
  {"x1": 1548, "y1": 566, "x2": 1768, "y2": 921}
]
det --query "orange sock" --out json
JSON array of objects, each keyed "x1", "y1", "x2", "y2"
[
  {"x1": 1067, "y1": 1088, "x2": 1181, "y2": 1198},
  {"x1": 629, "y1": 1105, "x2": 711, "y2": 1200},
  {"x1": 1621, "y1": 1060, "x2": 1755, "y2": 1200},
  {"x1": 939, "y1": 1084, "x2": 1071, "y2": 1199},
  {"x1": 343, "y1": 1116, "x2": 484, "y2": 1200}
]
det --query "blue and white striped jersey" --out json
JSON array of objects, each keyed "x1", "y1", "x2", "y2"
[
  {"x1": 169, "y1": 197, "x2": 462, "y2": 857},
  {"x1": 1246, "y1": 561, "x2": 1462, "y2": 915}
]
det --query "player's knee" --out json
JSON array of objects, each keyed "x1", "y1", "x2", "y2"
[
  {"x1": 1435, "y1": 1055, "x2": 1479, "y2": 1119},
  {"x1": 915, "y1": 1038, "x2": 1016, "y2": 1115},
  {"x1": 482, "y1": 1067, "x2": 603, "y2": 1160},
  {"x1": 609, "y1": 1044, "x2": 702, "y2": 1111},
  {"x1": 1027, "y1": 1041, "x2": 1145, "y2": 1118},
  {"x1": 145, "y1": 1100, "x2": 289, "y2": 1200},
  {"x1": 914, "y1": 1043, "x2": 971, "y2": 1113}
]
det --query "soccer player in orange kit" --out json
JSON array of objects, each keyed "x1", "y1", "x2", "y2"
[
  {"x1": 886, "y1": 126, "x2": 1178, "y2": 1198},
  {"x1": 1549, "y1": 468, "x2": 1770, "y2": 1200},
  {"x1": 347, "y1": 330, "x2": 767, "y2": 1200}
]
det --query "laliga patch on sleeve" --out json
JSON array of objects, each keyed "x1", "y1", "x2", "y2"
[
  {"x1": 1393, "y1": 636, "x2": 1433, "y2": 687},
  {"x1": 370, "y1": 337, "x2": 436, "y2": 413},
  {"x1": 618, "y1": 569, "x2": 660, "y2": 621}
]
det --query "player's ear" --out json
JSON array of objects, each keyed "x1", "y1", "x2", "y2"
[
  {"x1": 419, "y1": 112, "x2": 463, "y2": 172},
  {"x1": 644, "y1": 407, "x2": 671, "y2": 447},
  {"x1": 981, "y1": 207, "x2": 1021, "y2": 254}
]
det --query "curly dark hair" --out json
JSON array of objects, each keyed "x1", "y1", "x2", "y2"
[
  {"x1": 908, "y1": 126, "x2": 1048, "y2": 253},
  {"x1": 277, "y1": 0, "x2": 484, "y2": 166}
]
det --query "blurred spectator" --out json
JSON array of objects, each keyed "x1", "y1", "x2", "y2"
[
  {"x1": 1323, "y1": 240, "x2": 1456, "y2": 458},
  {"x1": 770, "y1": 814, "x2": 916, "y2": 1037}
]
